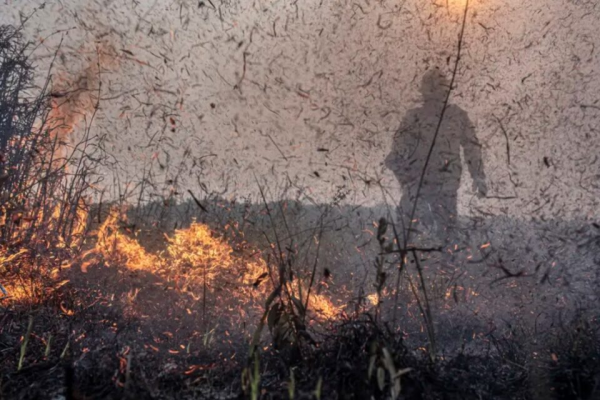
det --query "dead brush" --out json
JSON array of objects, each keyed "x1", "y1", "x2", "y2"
[
  {"x1": 310, "y1": 314, "x2": 419, "y2": 400},
  {"x1": 241, "y1": 182, "x2": 343, "y2": 398},
  {"x1": 0, "y1": 24, "x2": 105, "y2": 305},
  {"x1": 547, "y1": 313, "x2": 600, "y2": 399}
]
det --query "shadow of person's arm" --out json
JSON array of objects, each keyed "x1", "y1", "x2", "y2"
[{"x1": 460, "y1": 114, "x2": 487, "y2": 197}]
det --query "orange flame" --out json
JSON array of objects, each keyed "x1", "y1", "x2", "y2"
[{"x1": 84, "y1": 207, "x2": 342, "y2": 322}]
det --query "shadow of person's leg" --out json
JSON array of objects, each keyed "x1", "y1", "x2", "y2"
[{"x1": 434, "y1": 181, "x2": 460, "y2": 247}]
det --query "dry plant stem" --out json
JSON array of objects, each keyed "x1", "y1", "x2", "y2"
[
  {"x1": 412, "y1": 250, "x2": 436, "y2": 358},
  {"x1": 404, "y1": 0, "x2": 470, "y2": 247},
  {"x1": 202, "y1": 260, "x2": 208, "y2": 329},
  {"x1": 18, "y1": 316, "x2": 34, "y2": 371},
  {"x1": 378, "y1": 185, "x2": 407, "y2": 327},
  {"x1": 125, "y1": 350, "x2": 132, "y2": 391},
  {"x1": 60, "y1": 76, "x2": 102, "y2": 245},
  {"x1": 390, "y1": 0, "x2": 470, "y2": 359},
  {"x1": 276, "y1": 199, "x2": 293, "y2": 242},
  {"x1": 391, "y1": 218, "x2": 406, "y2": 327},
  {"x1": 1, "y1": 29, "x2": 106, "y2": 250},
  {"x1": 255, "y1": 177, "x2": 285, "y2": 271},
  {"x1": 303, "y1": 216, "x2": 325, "y2": 320},
  {"x1": 255, "y1": 177, "x2": 295, "y2": 308}
]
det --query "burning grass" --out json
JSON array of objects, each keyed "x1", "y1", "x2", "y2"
[{"x1": 79, "y1": 206, "x2": 341, "y2": 325}]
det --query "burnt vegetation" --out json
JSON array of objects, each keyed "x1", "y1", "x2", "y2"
[{"x1": 1, "y1": 6, "x2": 600, "y2": 400}]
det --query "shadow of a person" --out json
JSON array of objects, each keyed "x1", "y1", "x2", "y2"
[{"x1": 385, "y1": 69, "x2": 487, "y2": 245}]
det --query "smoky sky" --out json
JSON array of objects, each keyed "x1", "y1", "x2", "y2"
[{"x1": 1, "y1": 0, "x2": 599, "y2": 220}]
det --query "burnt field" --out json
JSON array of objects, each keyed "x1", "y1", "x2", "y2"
[
  {"x1": 2, "y1": 194, "x2": 600, "y2": 399},
  {"x1": 1, "y1": 2, "x2": 600, "y2": 398}
]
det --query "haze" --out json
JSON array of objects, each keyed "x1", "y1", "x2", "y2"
[{"x1": 1, "y1": 0, "x2": 599, "y2": 220}]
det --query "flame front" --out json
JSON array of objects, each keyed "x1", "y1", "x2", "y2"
[{"x1": 80, "y1": 207, "x2": 341, "y2": 331}]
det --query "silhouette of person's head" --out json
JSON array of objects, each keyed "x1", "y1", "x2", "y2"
[{"x1": 420, "y1": 69, "x2": 450, "y2": 104}]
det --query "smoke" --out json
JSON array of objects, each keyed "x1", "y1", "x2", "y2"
[{"x1": 1, "y1": 0, "x2": 596, "y2": 219}]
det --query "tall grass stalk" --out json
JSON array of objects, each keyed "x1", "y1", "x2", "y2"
[{"x1": 17, "y1": 316, "x2": 33, "y2": 371}]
